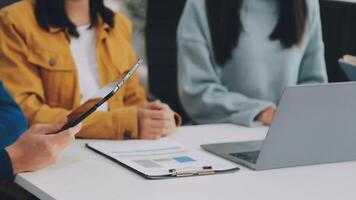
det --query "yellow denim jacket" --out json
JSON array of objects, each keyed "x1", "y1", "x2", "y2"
[{"x1": 0, "y1": 1, "x2": 148, "y2": 139}]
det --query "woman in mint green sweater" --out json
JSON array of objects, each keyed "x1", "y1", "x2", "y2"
[{"x1": 177, "y1": 0, "x2": 328, "y2": 126}]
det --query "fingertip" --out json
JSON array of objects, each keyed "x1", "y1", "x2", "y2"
[
  {"x1": 152, "y1": 101, "x2": 161, "y2": 106},
  {"x1": 54, "y1": 117, "x2": 68, "y2": 130},
  {"x1": 76, "y1": 123, "x2": 82, "y2": 130},
  {"x1": 69, "y1": 124, "x2": 81, "y2": 136},
  {"x1": 161, "y1": 103, "x2": 171, "y2": 112},
  {"x1": 150, "y1": 134, "x2": 161, "y2": 140},
  {"x1": 64, "y1": 130, "x2": 76, "y2": 142},
  {"x1": 57, "y1": 117, "x2": 68, "y2": 125},
  {"x1": 165, "y1": 113, "x2": 170, "y2": 120}
]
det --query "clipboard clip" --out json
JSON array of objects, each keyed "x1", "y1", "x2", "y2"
[{"x1": 168, "y1": 166, "x2": 215, "y2": 177}]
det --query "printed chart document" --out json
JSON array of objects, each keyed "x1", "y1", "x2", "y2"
[{"x1": 86, "y1": 139, "x2": 239, "y2": 179}]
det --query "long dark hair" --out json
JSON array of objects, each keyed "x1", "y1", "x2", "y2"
[
  {"x1": 34, "y1": 0, "x2": 115, "y2": 37},
  {"x1": 206, "y1": 0, "x2": 307, "y2": 66}
]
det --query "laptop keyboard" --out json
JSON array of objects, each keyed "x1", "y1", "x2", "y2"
[{"x1": 229, "y1": 151, "x2": 260, "y2": 164}]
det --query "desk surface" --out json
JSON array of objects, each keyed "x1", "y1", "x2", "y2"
[{"x1": 15, "y1": 124, "x2": 356, "y2": 200}]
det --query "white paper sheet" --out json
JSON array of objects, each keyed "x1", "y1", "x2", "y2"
[{"x1": 87, "y1": 138, "x2": 238, "y2": 177}]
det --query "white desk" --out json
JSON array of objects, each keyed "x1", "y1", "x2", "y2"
[{"x1": 15, "y1": 124, "x2": 356, "y2": 200}]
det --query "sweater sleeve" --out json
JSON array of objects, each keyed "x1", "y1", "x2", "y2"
[
  {"x1": 297, "y1": 1, "x2": 328, "y2": 84},
  {"x1": 0, "y1": 82, "x2": 27, "y2": 148},
  {"x1": 177, "y1": 0, "x2": 275, "y2": 127},
  {"x1": 0, "y1": 148, "x2": 14, "y2": 180}
]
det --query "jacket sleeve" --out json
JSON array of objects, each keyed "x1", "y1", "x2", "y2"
[
  {"x1": 0, "y1": 149, "x2": 14, "y2": 180},
  {"x1": 177, "y1": 0, "x2": 275, "y2": 127},
  {"x1": 0, "y1": 82, "x2": 28, "y2": 148},
  {"x1": 0, "y1": 10, "x2": 141, "y2": 140},
  {"x1": 297, "y1": 1, "x2": 328, "y2": 84}
]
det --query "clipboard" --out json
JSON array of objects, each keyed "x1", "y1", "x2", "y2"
[{"x1": 86, "y1": 139, "x2": 239, "y2": 180}]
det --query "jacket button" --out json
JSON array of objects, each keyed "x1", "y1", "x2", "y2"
[
  {"x1": 123, "y1": 131, "x2": 132, "y2": 140},
  {"x1": 49, "y1": 58, "x2": 56, "y2": 67}
]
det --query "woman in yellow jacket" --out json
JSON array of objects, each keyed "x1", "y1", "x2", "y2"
[{"x1": 0, "y1": 0, "x2": 180, "y2": 140}]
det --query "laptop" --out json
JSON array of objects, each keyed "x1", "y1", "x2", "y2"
[{"x1": 201, "y1": 82, "x2": 356, "y2": 170}]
